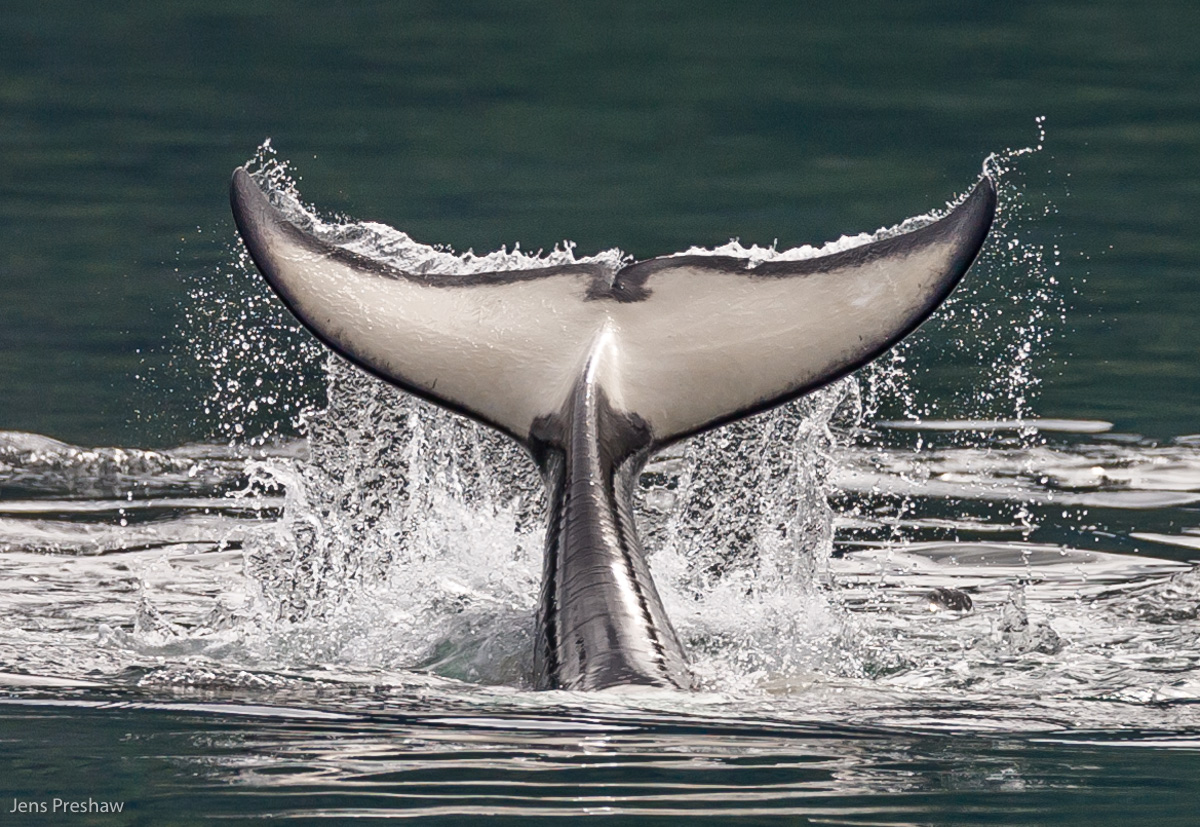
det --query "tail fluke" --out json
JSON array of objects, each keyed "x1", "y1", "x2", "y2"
[
  {"x1": 601, "y1": 177, "x2": 995, "y2": 446},
  {"x1": 230, "y1": 167, "x2": 610, "y2": 444},
  {"x1": 231, "y1": 168, "x2": 995, "y2": 452}
]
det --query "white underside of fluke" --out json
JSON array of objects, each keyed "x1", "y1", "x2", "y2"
[{"x1": 230, "y1": 168, "x2": 996, "y2": 450}]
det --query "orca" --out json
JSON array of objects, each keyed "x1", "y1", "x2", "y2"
[{"x1": 230, "y1": 167, "x2": 996, "y2": 691}]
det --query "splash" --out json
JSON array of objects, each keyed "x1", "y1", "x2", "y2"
[
  {"x1": 848, "y1": 121, "x2": 1069, "y2": 547},
  {"x1": 177, "y1": 132, "x2": 1067, "y2": 691},
  {"x1": 237, "y1": 361, "x2": 544, "y2": 684}
]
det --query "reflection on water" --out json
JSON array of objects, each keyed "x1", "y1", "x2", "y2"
[
  {"x1": 3, "y1": 674, "x2": 1200, "y2": 823},
  {"x1": 4, "y1": 417, "x2": 1200, "y2": 717},
  {"x1": 3, "y1": 415, "x2": 1200, "y2": 820},
  {"x1": 16, "y1": 692, "x2": 1200, "y2": 822}
]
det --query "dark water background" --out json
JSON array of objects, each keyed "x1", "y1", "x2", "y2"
[
  {"x1": 3, "y1": 1, "x2": 1200, "y2": 824},
  {"x1": 3, "y1": 0, "x2": 1198, "y2": 445}
]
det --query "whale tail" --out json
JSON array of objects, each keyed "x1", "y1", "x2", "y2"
[{"x1": 231, "y1": 167, "x2": 996, "y2": 690}]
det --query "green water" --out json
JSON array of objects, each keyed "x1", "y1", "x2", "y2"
[
  {"x1": 3, "y1": 1, "x2": 1200, "y2": 824},
  {"x1": 3, "y1": 702, "x2": 1200, "y2": 826},
  {"x1": 3, "y1": 0, "x2": 1198, "y2": 445}
]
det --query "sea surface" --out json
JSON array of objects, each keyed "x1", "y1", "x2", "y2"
[{"x1": 2, "y1": 1, "x2": 1200, "y2": 824}]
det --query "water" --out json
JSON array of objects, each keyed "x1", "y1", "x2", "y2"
[
  {"x1": 4, "y1": 0, "x2": 1200, "y2": 822},
  {"x1": 5, "y1": 415, "x2": 1200, "y2": 822}
]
